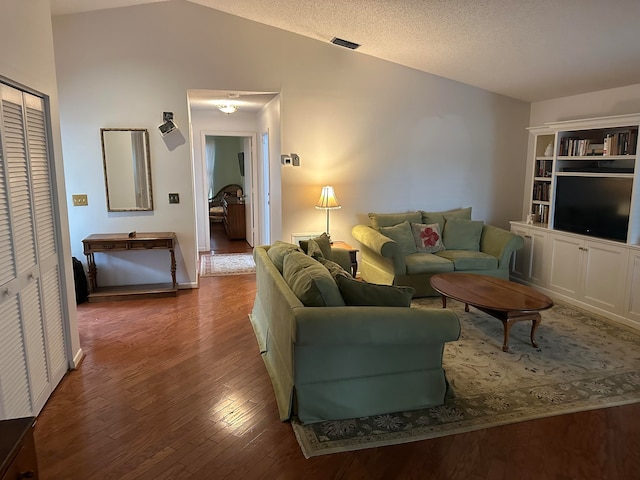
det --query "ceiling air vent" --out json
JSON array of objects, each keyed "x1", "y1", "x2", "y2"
[{"x1": 331, "y1": 37, "x2": 360, "y2": 50}]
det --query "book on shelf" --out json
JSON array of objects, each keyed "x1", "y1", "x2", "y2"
[
  {"x1": 534, "y1": 204, "x2": 549, "y2": 224},
  {"x1": 559, "y1": 128, "x2": 637, "y2": 157}
]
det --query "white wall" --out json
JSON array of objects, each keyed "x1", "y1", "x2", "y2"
[
  {"x1": 530, "y1": 84, "x2": 640, "y2": 126},
  {"x1": 0, "y1": 0, "x2": 81, "y2": 365},
  {"x1": 53, "y1": 0, "x2": 530, "y2": 287},
  {"x1": 522, "y1": 83, "x2": 640, "y2": 218}
]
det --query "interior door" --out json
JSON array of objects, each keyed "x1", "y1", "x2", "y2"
[{"x1": 0, "y1": 83, "x2": 68, "y2": 419}]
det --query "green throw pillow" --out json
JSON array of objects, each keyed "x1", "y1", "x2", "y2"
[
  {"x1": 318, "y1": 256, "x2": 351, "y2": 279},
  {"x1": 442, "y1": 217, "x2": 484, "y2": 251},
  {"x1": 335, "y1": 275, "x2": 415, "y2": 307},
  {"x1": 283, "y1": 251, "x2": 345, "y2": 307},
  {"x1": 422, "y1": 207, "x2": 472, "y2": 232},
  {"x1": 306, "y1": 239, "x2": 325, "y2": 260},
  {"x1": 379, "y1": 221, "x2": 417, "y2": 256},
  {"x1": 267, "y1": 241, "x2": 302, "y2": 273},
  {"x1": 368, "y1": 211, "x2": 422, "y2": 230},
  {"x1": 299, "y1": 233, "x2": 332, "y2": 260}
]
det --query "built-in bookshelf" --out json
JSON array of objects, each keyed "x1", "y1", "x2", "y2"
[
  {"x1": 528, "y1": 130, "x2": 555, "y2": 225},
  {"x1": 525, "y1": 113, "x2": 640, "y2": 245}
]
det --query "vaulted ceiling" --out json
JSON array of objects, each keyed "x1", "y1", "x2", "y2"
[{"x1": 51, "y1": 0, "x2": 640, "y2": 102}]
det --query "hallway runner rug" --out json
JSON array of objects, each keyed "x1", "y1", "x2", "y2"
[
  {"x1": 291, "y1": 299, "x2": 640, "y2": 457},
  {"x1": 199, "y1": 253, "x2": 255, "y2": 277}
]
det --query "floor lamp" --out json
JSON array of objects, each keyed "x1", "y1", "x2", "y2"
[{"x1": 315, "y1": 186, "x2": 341, "y2": 240}]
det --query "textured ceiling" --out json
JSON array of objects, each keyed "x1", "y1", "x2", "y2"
[{"x1": 51, "y1": 0, "x2": 640, "y2": 102}]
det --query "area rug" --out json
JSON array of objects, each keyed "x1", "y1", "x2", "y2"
[
  {"x1": 199, "y1": 253, "x2": 255, "y2": 277},
  {"x1": 292, "y1": 299, "x2": 640, "y2": 458}
]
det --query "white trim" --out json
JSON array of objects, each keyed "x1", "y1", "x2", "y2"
[
  {"x1": 70, "y1": 348, "x2": 85, "y2": 370},
  {"x1": 291, "y1": 232, "x2": 323, "y2": 245}
]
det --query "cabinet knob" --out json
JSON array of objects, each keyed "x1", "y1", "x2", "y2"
[
  {"x1": 524, "y1": 235, "x2": 532, "y2": 239},
  {"x1": 18, "y1": 471, "x2": 35, "y2": 479}
]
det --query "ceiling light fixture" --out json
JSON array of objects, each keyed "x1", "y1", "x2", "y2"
[{"x1": 218, "y1": 104, "x2": 239, "y2": 114}]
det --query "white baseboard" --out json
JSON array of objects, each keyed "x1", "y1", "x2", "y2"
[{"x1": 71, "y1": 348, "x2": 85, "y2": 369}]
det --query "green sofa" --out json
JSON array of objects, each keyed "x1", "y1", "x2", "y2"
[
  {"x1": 250, "y1": 242, "x2": 460, "y2": 424},
  {"x1": 352, "y1": 208, "x2": 523, "y2": 297}
]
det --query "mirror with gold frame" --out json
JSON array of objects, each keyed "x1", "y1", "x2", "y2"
[{"x1": 101, "y1": 128, "x2": 153, "y2": 211}]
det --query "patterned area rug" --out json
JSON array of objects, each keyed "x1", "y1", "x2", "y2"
[
  {"x1": 292, "y1": 298, "x2": 640, "y2": 457},
  {"x1": 199, "y1": 253, "x2": 255, "y2": 277}
]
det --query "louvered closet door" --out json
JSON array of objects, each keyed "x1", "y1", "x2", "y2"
[{"x1": 0, "y1": 83, "x2": 68, "y2": 419}]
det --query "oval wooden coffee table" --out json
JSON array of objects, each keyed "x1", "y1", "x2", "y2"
[{"x1": 430, "y1": 273, "x2": 553, "y2": 352}]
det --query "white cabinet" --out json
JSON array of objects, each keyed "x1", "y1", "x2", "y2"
[
  {"x1": 510, "y1": 223, "x2": 548, "y2": 286},
  {"x1": 548, "y1": 233, "x2": 629, "y2": 314},
  {"x1": 625, "y1": 250, "x2": 640, "y2": 323}
]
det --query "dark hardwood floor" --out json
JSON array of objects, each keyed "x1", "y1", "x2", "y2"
[
  {"x1": 33, "y1": 227, "x2": 640, "y2": 479},
  {"x1": 209, "y1": 221, "x2": 253, "y2": 254}
]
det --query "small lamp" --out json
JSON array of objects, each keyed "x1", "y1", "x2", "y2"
[{"x1": 315, "y1": 185, "x2": 341, "y2": 240}]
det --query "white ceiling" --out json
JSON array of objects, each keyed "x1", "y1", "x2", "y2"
[{"x1": 51, "y1": 0, "x2": 640, "y2": 103}]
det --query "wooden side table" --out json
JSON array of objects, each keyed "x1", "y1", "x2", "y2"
[
  {"x1": 332, "y1": 241, "x2": 359, "y2": 278},
  {"x1": 0, "y1": 417, "x2": 39, "y2": 480}
]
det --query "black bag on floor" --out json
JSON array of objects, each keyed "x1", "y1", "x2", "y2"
[{"x1": 72, "y1": 256, "x2": 88, "y2": 304}]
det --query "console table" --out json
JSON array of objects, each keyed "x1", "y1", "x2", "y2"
[{"x1": 82, "y1": 232, "x2": 177, "y2": 302}]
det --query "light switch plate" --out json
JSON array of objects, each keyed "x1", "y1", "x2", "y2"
[
  {"x1": 72, "y1": 194, "x2": 88, "y2": 206},
  {"x1": 168, "y1": 193, "x2": 180, "y2": 204}
]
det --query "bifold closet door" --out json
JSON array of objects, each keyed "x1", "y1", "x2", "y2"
[{"x1": 0, "y1": 83, "x2": 68, "y2": 419}]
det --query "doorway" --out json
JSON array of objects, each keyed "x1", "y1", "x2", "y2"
[{"x1": 203, "y1": 133, "x2": 254, "y2": 253}]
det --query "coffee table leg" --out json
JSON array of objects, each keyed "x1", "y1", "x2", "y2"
[
  {"x1": 530, "y1": 314, "x2": 541, "y2": 348},
  {"x1": 441, "y1": 295, "x2": 447, "y2": 309},
  {"x1": 502, "y1": 319, "x2": 511, "y2": 352}
]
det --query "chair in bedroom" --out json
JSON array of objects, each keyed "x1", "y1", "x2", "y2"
[{"x1": 209, "y1": 184, "x2": 242, "y2": 223}]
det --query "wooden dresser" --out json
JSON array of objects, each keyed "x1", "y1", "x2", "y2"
[
  {"x1": 223, "y1": 197, "x2": 246, "y2": 240},
  {"x1": 0, "y1": 417, "x2": 39, "y2": 480}
]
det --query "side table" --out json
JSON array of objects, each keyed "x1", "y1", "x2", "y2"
[
  {"x1": 332, "y1": 241, "x2": 359, "y2": 278},
  {"x1": 0, "y1": 417, "x2": 39, "y2": 480}
]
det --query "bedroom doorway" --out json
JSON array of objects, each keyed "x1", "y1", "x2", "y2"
[{"x1": 203, "y1": 133, "x2": 254, "y2": 252}]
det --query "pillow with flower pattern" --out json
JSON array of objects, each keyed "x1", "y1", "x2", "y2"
[{"x1": 410, "y1": 222, "x2": 445, "y2": 253}]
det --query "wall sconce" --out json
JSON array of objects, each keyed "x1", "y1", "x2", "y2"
[{"x1": 315, "y1": 185, "x2": 341, "y2": 239}]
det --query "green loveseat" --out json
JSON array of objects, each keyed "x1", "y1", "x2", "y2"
[
  {"x1": 250, "y1": 242, "x2": 460, "y2": 424},
  {"x1": 352, "y1": 208, "x2": 523, "y2": 297}
]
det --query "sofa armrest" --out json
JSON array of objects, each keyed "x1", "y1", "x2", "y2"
[
  {"x1": 295, "y1": 307, "x2": 460, "y2": 346},
  {"x1": 479, "y1": 224, "x2": 524, "y2": 269},
  {"x1": 352, "y1": 224, "x2": 405, "y2": 274}
]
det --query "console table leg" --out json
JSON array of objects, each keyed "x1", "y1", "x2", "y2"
[
  {"x1": 85, "y1": 252, "x2": 97, "y2": 293},
  {"x1": 170, "y1": 248, "x2": 176, "y2": 289}
]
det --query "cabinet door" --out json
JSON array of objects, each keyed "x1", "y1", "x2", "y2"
[
  {"x1": 0, "y1": 84, "x2": 67, "y2": 419},
  {"x1": 528, "y1": 229, "x2": 548, "y2": 286},
  {"x1": 581, "y1": 241, "x2": 628, "y2": 313},
  {"x1": 510, "y1": 225, "x2": 530, "y2": 282},
  {"x1": 548, "y1": 234, "x2": 583, "y2": 298},
  {"x1": 626, "y1": 251, "x2": 640, "y2": 324}
]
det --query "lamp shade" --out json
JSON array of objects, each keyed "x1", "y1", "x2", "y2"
[{"x1": 315, "y1": 186, "x2": 341, "y2": 210}]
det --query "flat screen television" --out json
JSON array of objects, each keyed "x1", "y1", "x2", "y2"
[{"x1": 553, "y1": 176, "x2": 633, "y2": 242}]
